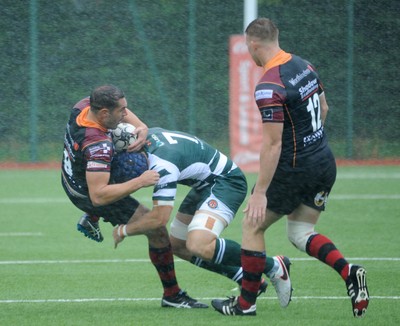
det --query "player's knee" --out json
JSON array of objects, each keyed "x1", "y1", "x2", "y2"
[
  {"x1": 186, "y1": 234, "x2": 215, "y2": 260},
  {"x1": 169, "y1": 235, "x2": 186, "y2": 259},
  {"x1": 146, "y1": 226, "x2": 168, "y2": 240},
  {"x1": 287, "y1": 220, "x2": 316, "y2": 252},
  {"x1": 186, "y1": 212, "x2": 225, "y2": 260},
  {"x1": 241, "y1": 216, "x2": 265, "y2": 234},
  {"x1": 185, "y1": 237, "x2": 203, "y2": 258},
  {"x1": 145, "y1": 226, "x2": 170, "y2": 247},
  {"x1": 170, "y1": 216, "x2": 188, "y2": 241}
]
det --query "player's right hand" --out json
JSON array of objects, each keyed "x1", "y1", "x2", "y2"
[
  {"x1": 127, "y1": 125, "x2": 148, "y2": 152},
  {"x1": 243, "y1": 192, "x2": 267, "y2": 226},
  {"x1": 139, "y1": 170, "x2": 160, "y2": 187}
]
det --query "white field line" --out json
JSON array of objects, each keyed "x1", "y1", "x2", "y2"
[
  {"x1": 0, "y1": 198, "x2": 68, "y2": 204},
  {"x1": 1, "y1": 257, "x2": 398, "y2": 304},
  {"x1": 337, "y1": 172, "x2": 400, "y2": 179},
  {"x1": 331, "y1": 194, "x2": 400, "y2": 200},
  {"x1": 0, "y1": 232, "x2": 43, "y2": 236},
  {"x1": 0, "y1": 197, "x2": 152, "y2": 204},
  {"x1": 0, "y1": 194, "x2": 399, "y2": 205},
  {"x1": 1, "y1": 257, "x2": 399, "y2": 265},
  {"x1": 0, "y1": 296, "x2": 398, "y2": 304}
]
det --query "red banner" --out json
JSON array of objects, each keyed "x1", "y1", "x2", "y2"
[{"x1": 229, "y1": 35, "x2": 264, "y2": 172}]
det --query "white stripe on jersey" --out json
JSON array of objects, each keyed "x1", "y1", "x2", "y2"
[
  {"x1": 148, "y1": 154, "x2": 179, "y2": 200},
  {"x1": 148, "y1": 151, "x2": 233, "y2": 201},
  {"x1": 180, "y1": 162, "x2": 211, "y2": 180},
  {"x1": 212, "y1": 152, "x2": 228, "y2": 175},
  {"x1": 152, "y1": 188, "x2": 177, "y2": 198}
]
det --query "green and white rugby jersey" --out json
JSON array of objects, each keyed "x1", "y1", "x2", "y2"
[{"x1": 145, "y1": 128, "x2": 238, "y2": 203}]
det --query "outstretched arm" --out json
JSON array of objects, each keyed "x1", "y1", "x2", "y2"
[
  {"x1": 113, "y1": 204, "x2": 173, "y2": 248},
  {"x1": 87, "y1": 170, "x2": 159, "y2": 207}
]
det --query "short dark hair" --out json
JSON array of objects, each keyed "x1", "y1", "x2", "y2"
[
  {"x1": 89, "y1": 85, "x2": 125, "y2": 111},
  {"x1": 245, "y1": 18, "x2": 279, "y2": 42}
]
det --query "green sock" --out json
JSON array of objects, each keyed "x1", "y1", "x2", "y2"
[
  {"x1": 265, "y1": 256, "x2": 276, "y2": 275},
  {"x1": 190, "y1": 256, "x2": 242, "y2": 283},
  {"x1": 212, "y1": 238, "x2": 241, "y2": 266},
  {"x1": 210, "y1": 238, "x2": 277, "y2": 278}
]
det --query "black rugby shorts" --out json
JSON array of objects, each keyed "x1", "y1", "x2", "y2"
[{"x1": 266, "y1": 153, "x2": 336, "y2": 215}]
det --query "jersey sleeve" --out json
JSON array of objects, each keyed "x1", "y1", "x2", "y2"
[
  {"x1": 255, "y1": 68, "x2": 287, "y2": 124},
  {"x1": 152, "y1": 180, "x2": 177, "y2": 206},
  {"x1": 149, "y1": 153, "x2": 179, "y2": 206},
  {"x1": 83, "y1": 140, "x2": 113, "y2": 172}
]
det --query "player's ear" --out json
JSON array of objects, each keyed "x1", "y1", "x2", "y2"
[{"x1": 99, "y1": 108, "x2": 111, "y2": 117}]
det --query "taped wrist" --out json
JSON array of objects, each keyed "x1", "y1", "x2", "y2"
[{"x1": 117, "y1": 224, "x2": 128, "y2": 238}]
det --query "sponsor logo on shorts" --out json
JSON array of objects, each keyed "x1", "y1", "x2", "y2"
[
  {"x1": 314, "y1": 191, "x2": 328, "y2": 207},
  {"x1": 207, "y1": 199, "x2": 218, "y2": 209}
]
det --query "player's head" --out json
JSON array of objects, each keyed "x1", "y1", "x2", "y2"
[
  {"x1": 90, "y1": 85, "x2": 125, "y2": 111},
  {"x1": 111, "y1": 151, "x2": 149, "y2": 183},
  {"x1": 245, "y1": 18, "x2": 279, "y2": 42},
  {"x1": 245, "y1": 18, "x2": 279, "y2": 66},
  {"x1": 90, "y1": 85, "x2": 128, "y2": 129}
]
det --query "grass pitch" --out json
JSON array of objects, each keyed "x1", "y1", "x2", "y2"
[{"x1": 0, "y1": 166, "x2": 399, "y2": 325}]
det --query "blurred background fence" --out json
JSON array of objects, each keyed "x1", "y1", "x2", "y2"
[{"x1": 1, "y1": 0, "x2": 399, "y2": 163}]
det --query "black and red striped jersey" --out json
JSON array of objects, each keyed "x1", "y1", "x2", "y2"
[
  {"x1": 255, "y1": 50, "x2": 329, "y2": 169},
  {"x1": 61, "y1": 97, "x2": 114, "y2": 198}
]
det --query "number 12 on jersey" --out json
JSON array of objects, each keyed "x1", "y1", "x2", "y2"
[{"x1": 306, "y1": 93, "x2": 321, "y2": 132}]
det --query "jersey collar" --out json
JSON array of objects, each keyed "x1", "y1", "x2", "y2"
[
  {"x1": 263, "y1": 50, "x2": 292, "y2": 72},
  {"x1": 76, "y1": 106, "x2": 108, "y2": 132}
]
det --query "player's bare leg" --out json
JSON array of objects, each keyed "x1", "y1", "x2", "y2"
[{"x1": 288, "y1": 204, "x2": 369, "y2": 317}]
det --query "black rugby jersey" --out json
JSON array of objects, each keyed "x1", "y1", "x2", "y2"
[
  {"x1": 61, "y1": 97, "x2": 114, "y2": 198},
  {"x1": 255, "y1": 50, "x2": 329, "y2": 169}
]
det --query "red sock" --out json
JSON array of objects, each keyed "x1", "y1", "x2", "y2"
[
  {"x1": 238, "y1": 249, "x2": 266, "y2": 310},
  {"x1": 307, "y1": 233, "x2": 349, "y2": 280},
  {"x1": 149, "y1": 245, "x2": 180, "y2": 297}
]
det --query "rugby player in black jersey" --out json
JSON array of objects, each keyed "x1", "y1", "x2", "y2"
[
  {"x1": 212, "y1": 18, "x2": 369, "y2": 318},
  {"x1": 61, "y1": 85, "x2": 207, "y2": 308}
]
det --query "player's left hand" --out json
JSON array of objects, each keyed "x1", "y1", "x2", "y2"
[
  {"x1": 127, "y1": 126, "x2": 148, "y2": 152},
  {"x1": 113, "y1": 226, "x2": 125, "y2": 249}
]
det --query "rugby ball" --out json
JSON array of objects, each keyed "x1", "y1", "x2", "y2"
[{"x1": 112, "y1": 123, "x2": 137, "y2": 152}]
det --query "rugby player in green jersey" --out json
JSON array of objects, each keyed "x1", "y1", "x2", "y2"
[{"x1": 111, "y1": 127, "x2": 292, "y2": 309}]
